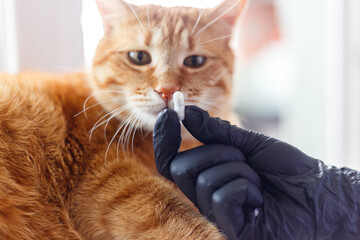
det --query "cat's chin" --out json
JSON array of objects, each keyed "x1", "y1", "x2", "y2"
[
  {"x1": 134, "y1": 111, "x2": 158, "y2": 132},
  {"x1": 135, "y1": 107, "x2": 175, "y2": 132}
]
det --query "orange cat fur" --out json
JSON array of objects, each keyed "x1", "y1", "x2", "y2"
[{"x1": 0, "y1": 0, "x2": 246, "y2": 239}]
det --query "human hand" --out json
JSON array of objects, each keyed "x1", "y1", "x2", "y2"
[{"x1": 153, "y1": 106, "x2": 360, "y2": 240}]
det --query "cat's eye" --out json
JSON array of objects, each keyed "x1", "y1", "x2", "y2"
[
  {"x1": 183, "y1": 55, "x2": 207, "y2": 68},
  {"x1": 128, "y1": 51, "x2": 152, "y2": 66}
]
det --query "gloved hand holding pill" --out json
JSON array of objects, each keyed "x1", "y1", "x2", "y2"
[{"x1": 153, "y1": 105, "x2": 360, "y2": 240}]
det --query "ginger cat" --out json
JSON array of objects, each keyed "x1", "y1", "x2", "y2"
[{"x1": 0, "y1": 0, "x2": 246, "y2": 239}]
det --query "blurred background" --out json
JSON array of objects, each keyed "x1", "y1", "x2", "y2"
[{"x1": 0, "y1": 0, "x2": 359, "y2": 170}]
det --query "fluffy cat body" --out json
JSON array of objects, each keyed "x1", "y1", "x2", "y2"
[
  {"x1": 0, "y1": 0, "x2": 246, "y2": 239},
  {"x1": 0, "y1": 73, "x2": 221, "y2": 239}
]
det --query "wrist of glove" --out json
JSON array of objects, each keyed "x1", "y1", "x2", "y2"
[{"x1": 153, "y1": 106, "x2": 360, "y2": 240}]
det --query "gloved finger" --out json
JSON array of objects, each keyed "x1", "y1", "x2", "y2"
[
  {"x1": 171, "y1": 144, "x2": 245, "y2": 204},
  {"x1": 196, "y1": 162, "x2": 262, "y2": 221},
  {"x1": 153, "y1": 109, "x2": 181, "y2": 181},
  {"x1": 182, "y1": 105, "x2": 271, "y2": 157},
  {"x1": 212, "y1": 178, "x2": 263, "y2": 240}
]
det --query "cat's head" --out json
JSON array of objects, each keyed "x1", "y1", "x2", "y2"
[{"x1": 90, "y1": 0, "x2": 247, "y2": 130}]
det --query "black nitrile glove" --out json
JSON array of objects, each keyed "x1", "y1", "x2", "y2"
[{"x1": 153, "y1": 106, "x2": 360, "y2": 240}]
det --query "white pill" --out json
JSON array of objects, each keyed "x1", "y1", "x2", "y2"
[
  {"x1": 254, "y1": 208, "x2": 259, "y2": 217},
  {"x1": 173, "y1": 91, "x2": 185, "y2": 121}
]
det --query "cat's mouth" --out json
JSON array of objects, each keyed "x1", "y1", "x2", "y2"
[
  {"x1": 143, "y1": 100, "x2": 175, "y2": 116},
  {"x1": 146, "y1": 106, "x2": 173, "y2": 118}
]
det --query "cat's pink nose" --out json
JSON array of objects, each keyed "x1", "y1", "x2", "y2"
[{"x1": 154, "y1": 86, "x2": 179, "y2": 103}]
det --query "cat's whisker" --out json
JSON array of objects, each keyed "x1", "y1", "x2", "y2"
[
  {"x1": 127, "y1": 114, "x2": 141, "y2": 153},
  {"x1": 136, "y1": 113, "x2": 147, "y2": 139},
  {"x1": 128, "y1": 3, "x2": 145, "y2": 33},
  {"x1": 192, "y1": 8, "x2": 205, "y2": 35},
  {"x1": 201, "y1": 101, "x2": 221, "y2": 111},
  {"x1": 92, "y1": 108, "x2": 109, "y2": 126},
  {"x1": 194, "y1": 0, "x2": 241, "y2": 38},
  {"x1": 147, "y1": 5, "x2": 151, "y2": 30},
  {"x1": 129, "y1": 117, "x2": 139, "y2": 157},
  {"x1": 206, "y1": 101, "x2": 224, "y2": 111},
  {"x1": 193, "y1": 103, "x2": 207, "y2": 111},
  {"x1": 103, "y1": 105, "x2": 129, "y2": 143},
  {"x1": 90, "y1": 105, "x2": 129, "y2": 141},
  {"x1": 119, "y1": 115, "x2": 134, "y2": 157},
  {"x1": 198, "y1": 34, "x2": 233, "y2": 45},
  {"x1": 74, "y1": 100, "x2": 115, "y2": 118},
  {"x1": 90, "y1": 108, "x2": 121, "y2": 140},
  {"x1": 123, "y1": 114, "x2": 140, "y2": 159},
  {"x1": 120, "y1": 112, "x2": 138, "y2": 158},
  {"x1": 125, "y1": 114, "x2": 139, "y2": 157},
  {"x1": 104, "y1": 112, "x2": 133, "y2": 168},
  {"x1": 83, "y1": 90, "x2": 130, "y2": 118},
  {"x1": 123, "y1": 118, "x2": 136, "y2": 156},
  {"x1": 192, "y1": 102, "x2": 216, "y2": 112},
  {"x1": 99, "y1": 104, "x2": 117, "y2": 144},
  {"x1": 131, "y1": 113, "x2": 144, "y2": 157},
  {"x1": 116, "y1": 112, "x2": 137, "y2": 160},
  {"x1": 203, "y1": 92, "x2": 224, "y2": 105},
  {"x1": 187, "y1": 95, "x2": 222, "y2": 111}
]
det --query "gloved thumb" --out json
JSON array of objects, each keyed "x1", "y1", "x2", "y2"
[
  {"x1": 182, "y1": 106, "x2": 318, "y2": 175},
  {"x1": 153, "y1": 109, "x2": 181, "y2": 181},
  {"x1": 182, "y1": 106, "x2": 271, "y2": 157}
]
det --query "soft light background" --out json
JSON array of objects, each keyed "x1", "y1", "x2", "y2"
[{"x1": 0, "y1": 0, "x2": 359, "y2": 170}]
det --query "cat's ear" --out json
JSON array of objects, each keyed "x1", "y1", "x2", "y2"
[
  {"x1": 209, "y1": 0, "x2": 248, "y2": 26},
  {"x1": 95, "y1": 0, "x2": 131, "y2": 33}
]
